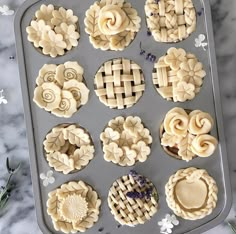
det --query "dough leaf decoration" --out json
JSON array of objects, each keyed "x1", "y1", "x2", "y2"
[
  {"x1": 44, "y1": 129, "x2": 65, "y2": 153},
  {"x1": 53, "y1": 219, "x2": 76, "y2": 233},
  {"x1": 110, "y1": 31, "x2": 134, "y2": 51},
  {"x1": 178, "y1": 133, "x2": 195, "y2": 161},
  {"x1": 89, "y1": 34, "x2": 110, "y2": 50},
  {"x1": 47, "y1": 190, "x2": 61, "y2": 220}
]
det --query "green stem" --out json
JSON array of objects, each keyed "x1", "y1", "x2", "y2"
[{"x1": 228, "y1": 222, "x2": 236, "y2": 233}]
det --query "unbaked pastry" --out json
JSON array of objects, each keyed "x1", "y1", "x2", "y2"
[
  {"x1": 47, "y1": 180, "x2": 101, "y2": 233},
  {"x1": 84, "y1": 0, "x2": 141, "y2": 51},
  {"x1": 145, "y1": 0, "x2": 196, "y2": 43},
  {"x1": 33, "y1": 61, "x2": 89, "y2": 118},
  {"x1": 44, "y1": 124, "x2": 94, "y2": 174},
  {"x1": 160, "y1": 107, "x2": 218, "y2": 161},
  {"x1": 26, "y1": 4, "x2": 79, "y2": 57},
  {"x1": 101, "y1": 116, "x2": 152, "y2": 166},
  {"x1": 108, "y1": 173, "x2": 158, "y2": 226},
  {"x1": 94, "y1": 58, "x2": 145, "y2": 109},
  {"x1": 165, "y1": 167, "x2": 218, "y2": 220},
  {"x1": 152, "y1": 48, "x2": 206, "y2": 102}
]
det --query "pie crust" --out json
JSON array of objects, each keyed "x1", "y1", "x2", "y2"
[
  {"x1": 152, "y1": 48, "x2": 206, "y2": 102},
  {"x1": 165, "y1": 167, "x2": 218, "y2": 220},
  {"x1": 84, "y1": 0, "x2": 141, "y2": 51},
  {"x1": 160, "y1": 107, "x2": 218, "y2": 161},
  {"x1": 43, "y1": 124, "x2": 94, "y2": 174},
  {"x1": 108, "y1": 174, "x2": 158, "y2": 226},
  {"x1": 33, "y1": 61, "x2": 89, "y2": 118},
  {"x1": 94, "y1": 58, "x2": 145, "y2": 109},
  {"x1": 101, "y1": 116, "x2": 152, "y2": 166},
  {"x1": 145, "y1": 0, "x2": 197, "y2": 43},
  {"x1": 47, "y1": 181, "x2": 101, "y2": 233},
  {"x1": 26, "y1": 4, "x2": 79, "y2": 57}
]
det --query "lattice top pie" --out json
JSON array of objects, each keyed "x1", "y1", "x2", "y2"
[
  {"x1": 145, "y1": 0, "x2": 196, "y2": 43},
  {"x1": 94, "y1": 58, "x2": 145, "y2": 109}
]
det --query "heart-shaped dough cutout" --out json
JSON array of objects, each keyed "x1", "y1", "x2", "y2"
[{"x1": 175, "y1": 179, "x2": 208, "y2": 210}]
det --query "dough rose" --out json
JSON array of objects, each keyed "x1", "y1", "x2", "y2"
[
  {"x1": 189, "y1": 110, "x2": 214, "y2": 135},
  {"x1": 98, "y1": 5, "x2": 129, "y2": 35},
  {"x1": 164, "y1": 107, "x2": 189, "y2": 137},
  {"x1": 191, "y1": 134, "x2": 218, "y2": 157}
]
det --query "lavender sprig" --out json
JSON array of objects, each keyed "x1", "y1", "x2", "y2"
[
  {"x1": 129, "y1": 170, "x2": 147, "y2": 187},
  {"x1": 139, "y1": 42, "x2": 157, "y2": 63}
]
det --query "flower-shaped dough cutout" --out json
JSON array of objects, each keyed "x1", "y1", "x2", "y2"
[
  {"x1": 36, "y1": 64, "x2": 57, "y2": 86},
  {"x1": 84, "y1": 0, "x2": 141, "y2": 51},
  {"x1": 35, "y1": 4, "x2": 54, "y2": 27},
  {"x1": 161, "y1": 108, "x2": 218, "y2": 161},
  {"x1": 33, "y1": 82, "x2": 61, "y2": 111},
  {"x1": 44, "y1": 124, "x2": 95, "y2": 174},
  {"x1": 173, "y1": 81, "x2": 195, "y2": 102},
  {"x1": 26, "y1": 20, "x2": 51, "y2": 48},
  {"x1": 101, "y1": 116, "x2": 152, "y2": 166},
  {"x1": 39, "y1": 30, "x2": 67, "y2": 58},
  {"x1": 47, "y1": 181, "x2": 101, "y2": 233},
  {"x1": 177, "y1": 59, "x2": 206, "y2": 88},
  {"x1": 27, "y1": 4, "x2": 80, "y2": 57},
  {"x1": 55, "y1": 23, "x2": 80, "y2": 50},
  {"x1": 52, "y1": 7, "x2": 78, "y2": 27}
]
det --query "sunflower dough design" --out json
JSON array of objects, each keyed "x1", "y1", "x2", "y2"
[
  {"x1": 94, "y1": 58, "x2": 145, "y2": 109},
  {"x1": 165, "y1": 167, "x2": 218, "y2": 220},
  {"x1": 43, "y1": 124, "x2": 94, "y2": 174},
  {"x1": 108, "y1": 173, "x2": 158, "y2": 226},
  {"x1": 152, "y1": 48, "x2": 206, "y2": 102},
  {"x1": 47, "y1": 181, "x2": 101, "y2": 233},
  {"x1": 101, "y1": 116, "x2": 152, "y2": 166},
  {"x1": 33, "y1": 61, "x2": 89, "y2": 118},
  {"x1": 145, "y1": 0, "x2": 196, "y2": 43},
  {"x1": 160, "y1": 107, "x2": 218, "y2": 161},
  {"x1": 84, "y1": 0, "x2": 141, "y2": 51},
  {"x1": 26, "y1": 4, "x2": 80, "y2": 57}
]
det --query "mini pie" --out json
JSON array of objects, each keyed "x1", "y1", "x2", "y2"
[
  {"x1": 160, "y1": 107, "x2": 218, "y2": 161},
  {"x1": 108, "y1": 173, "x2": 159, "y2": 226},
  {"x1": 84, "y1": 0, "x2": 141, "y2": 51},
  {"x1": 165, "y1": 167, "x2": 218, "y2": 220},
  {"x1": 145, "y1": 0, "x2": 196, "y2": 43},
  {"x1": 94, "y1": 58, "x2": 145, "y2": 109},
  {"x1": 26, "y1": 4, "x2": 80, "y2": 57},
  {"x1": 101, "y1": 116, "x2": 152, "y2": 166},
  {"x1": 33, "y1": 61, "x2": 89, "y2": 118},
  {"x1": 47, "y1": 180, "x2": 101, "y2": 233},
  {"x1": 43, "y1": 124, "x2": 95, "y2": 174},
  {"x1": 152, "y1": 47, "x2": 206, "y2": 102}
]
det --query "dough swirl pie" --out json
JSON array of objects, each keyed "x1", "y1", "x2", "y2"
[
  {"x1": 43, "y1": 124, "x2": 95, "y2": 174},
  {"x1": 94, "y1": 58, "x2": 145, "y2": 109},
  {"x1": 33, "y1": 61, "x2": 89, "y2": 118},
  {"x1": 165, "y1": 167, "x2": 218, "y2": 220},
  {"x1": 160, "y1": 107, "x2": 218, "y2": 161},
  {"x1": 26, "y1": 4, "x2": 80, "y2": 57},
  {"x1": 152, "y1": 47, "x2": 206, "y2": 102},
  {"x1": 47, "y1": 181, "x2": 101, "y2": 233},
  {"x1": 84, "y1": 0, "x2": 141, "y2": 51},
  {"x1": 101, "y1": 116, "x2": 152, "y2": 166},
  {"x1": 108, "y1": 172, "x2": 159, "y2": 226},
  {"x1": 145, "y1": 0, "x2": 197, "y2": 43}
]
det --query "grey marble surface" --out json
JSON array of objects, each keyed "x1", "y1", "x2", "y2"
[{"x1": 0, "y1": 0, "x2": 235, "y2": 233}]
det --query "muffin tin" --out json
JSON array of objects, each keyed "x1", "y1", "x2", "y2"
[{"x1": 14, "y1": 0, "x2": 231, "y2": 233}]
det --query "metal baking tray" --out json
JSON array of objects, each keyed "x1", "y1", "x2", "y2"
[{"x1": 14, "y1": 0, "x2": 232, "y2": 233}]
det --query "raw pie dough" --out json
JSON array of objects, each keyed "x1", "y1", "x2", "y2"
[
  {"x1": 160, "y1": 107, "x2": 218, "y2": 161},
  {"x1": 26, "y1": 4, "x2": 79, "y2": 57},
  {"x1": 47, "y1": 181, "x2": 101, "y2": 233},
  {"x1": 165, "y1": 167, "x2": 218, "y2": 220},
  {"x1": 101, "y1": 116, "x2": 152, "y2": 166},
  {"x1": 43, "y1": 124, "x2": 95, "y2": 174},
  {"x1": 94, "y1": 58, "x2": 145, "y2": 109},
  {"x1": 84, "y1": 0, "x2": 141, "y2": 51},
  {"x1": 145, "y1": 0, "x2": 196, "y2": 43},
  {"x1": 152, "y1": 48, "x2": 206, "y2": 102},
  {"x1": 108, "y1": 174, "x2": 158, "y2": 226},
  {"x1": 33, "y1": 61, "x2": 89, "y2": 118}
]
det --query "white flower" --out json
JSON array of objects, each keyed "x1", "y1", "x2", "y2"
[
  {"x1": 158, "y1": 214, "x2": 179, "y2": 234},
  {"x1": 40, "y1": 170, "x2": 55, "y2": 187},
  {"x1": 0, "y1": 89, "x2": 8, "y2": 105},
  {"x1": 195, "y1": 34, "x2": 208, "y2": 51},
  {"x1": 0, "y1": 5, "x2": 14, "y2": 16}
]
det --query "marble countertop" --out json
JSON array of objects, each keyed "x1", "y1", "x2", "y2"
[{"x1": 0, "y1": 0, "x2": 235, "y2": 233}]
